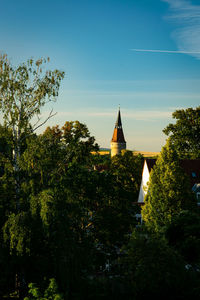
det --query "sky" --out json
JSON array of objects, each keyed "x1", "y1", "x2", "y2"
[{"x1": 0, "y1": 0, "x2": 200, "y2": 151}]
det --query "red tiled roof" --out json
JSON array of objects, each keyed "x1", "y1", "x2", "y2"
[
  {"x1": 180, "y1": 160, "x2": 200, "y2": 187},
  {"x1": 146, "y1": 159, "x2": 156, "y2": 172},
  {"x1": 145, "y1": 158, "x2": 200, "y2": 187},
  {"x1": 111, "y1": 127, "x2": 126, "y2": 143}
]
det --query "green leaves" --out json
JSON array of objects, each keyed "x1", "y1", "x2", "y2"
[
  {"x1": 0, "y1": 53, "x2": 64, "y2": 153},
  {"x1": 165, "y1": 211, "x2": 200, "y2": 265},
  {"x1": 163, "y1": 107, "x2": 200, "y2": 159},
  {"x1": 39, "y1": 190, "x2": 56, "y2": 227},
  {"x1": 24, "y1": 279, "x2": 64, "y2": 300},
  {"x1": 142, "y1": 140, "x2": 195, "y2": 233},
  {"x1": 121, "y1": 230, "x2": 187, "y2": 299},
  {"x1": 3, "y1": 212, "x2": 31, "y2": 255}
]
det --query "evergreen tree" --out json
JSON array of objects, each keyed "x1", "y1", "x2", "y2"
[{"x1": 142, "y1": 140, "x2": 195, "y2": 233}]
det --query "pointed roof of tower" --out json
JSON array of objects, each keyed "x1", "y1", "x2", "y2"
[
  {"x1": 115, "y1": 109, "x2": 122, "y2": 127},
  {"x1": 111, "y1": 109, "x2": 126, "y2": 143}
]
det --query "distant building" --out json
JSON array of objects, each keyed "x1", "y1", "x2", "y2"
[
  {"x1": 110, "y1": 109, "x2": 126, "y2": 157},
  {"x1": 138, "y1": 158, "x2": 200, "y2": 205},
  {"x1": 138, "y1": 159, "x2": 156, "y2": 204},
  {"x1": 136, "y1": 158, "x2": 200, "y2": 224}
]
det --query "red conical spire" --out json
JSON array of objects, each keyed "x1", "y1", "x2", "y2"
[{"x1": 111, "y1": 108, "x2": 126, "y2": 143}]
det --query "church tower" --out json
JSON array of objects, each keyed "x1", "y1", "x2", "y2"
[{"x1": 110, "y1": 108, "x2": 126, "y2": 157}]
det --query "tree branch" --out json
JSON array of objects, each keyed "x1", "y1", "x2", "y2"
[
  {"x1": 32, "y1": 116, "x2": 42, "y2": 129},
  {"x1": 32, "y1": 109, "x2": 57, "y2": 132}
]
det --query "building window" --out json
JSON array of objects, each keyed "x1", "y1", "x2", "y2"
[
  {"x1": 192, "y1": 172, "x2": 197, "y2": 178},
  {"x1": 197, "y1": 193, "x2": 200, "y2": 204}
]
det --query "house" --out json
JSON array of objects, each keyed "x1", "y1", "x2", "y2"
[
  {"x1": 138, "y1": 159, "x2": 156, "y2": 205},
  {"x1": 138, "y1": 158, "x2": 200, "y2": 205}
]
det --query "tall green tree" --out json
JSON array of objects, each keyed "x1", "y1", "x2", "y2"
[
  {"x1": 2, "y1": 121, "x2": 99, "y2": 297},
  {"x1": 110, "y1": 150, "x2": 143, "y2": 204},
  {"x1": 0, "y1": 55, "x2": 64, "y2": 298},
  {"x1": 163, "y1": 106, "x2": 200, "y2": 158},
  {"x1": 89, "y1": 151, "x2": 143, "y2": 267},
  {"x1": 142, "y1": 140, "x2": 195, "y2": 233},
  {"x1": 20, "y1": 121, "x2": 98, "y2": 193},
  {"x1": 0, "y1": 54, "x2": 64, "y2": 210}
]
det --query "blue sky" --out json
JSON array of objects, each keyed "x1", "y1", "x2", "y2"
[{"x1": 0, "y1": 0, "x2": 200, "y2": 151}]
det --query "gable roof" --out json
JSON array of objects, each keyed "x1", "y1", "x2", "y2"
[
  {"x1": 145, "y1": 158, "x2": 200, "y2": 188},
  {"x1": 146, "y1": 159, "x2": 156, "y2": 172}
]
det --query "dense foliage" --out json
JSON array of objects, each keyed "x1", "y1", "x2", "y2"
[
  {"x1": 142, "y1": 140, "x2": 196, "y2": 233},
  {"x1": 1, "y1": 56, "x2": 200, "y2": 299},
  {"x1": 0, "y1": 118, "x2": 144, "y2": 299},
  {"x1": 163, "y1": 106, "x2": 200, "y2": 158}
]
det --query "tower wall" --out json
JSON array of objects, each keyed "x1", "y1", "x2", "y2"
[{"x1": 110, "y1": 142, "x2": 126, "y2": 157}]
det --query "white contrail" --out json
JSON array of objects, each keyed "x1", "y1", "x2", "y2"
[
  {"x1": 130, "y1": 48, "x2": 200, "y2": 54},
  {"x1": 161, "y1": 0, "x2": 200, "y2": 60}
]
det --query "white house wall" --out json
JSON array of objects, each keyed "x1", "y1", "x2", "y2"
[{"x1": 138, "y1": 160, "x2": 150, "y2": 203}]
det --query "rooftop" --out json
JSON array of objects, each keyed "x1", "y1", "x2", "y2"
[
  {"x1": 145, "y1": 158, "x2": 200, "y2": 188},
  {"x1": 111, "y1": 109, "x2": 126, "y2": 143}
]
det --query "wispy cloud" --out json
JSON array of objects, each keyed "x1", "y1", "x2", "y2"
[
  {"x1": 162, "y1": 0, "x2": 200, "y2": 59},
  {"x1": 40, "y1": 109, "x2": 174, "y2": 122},
  {"x1": 130, "y1": 48, "x2": 200, "y2": 54}
]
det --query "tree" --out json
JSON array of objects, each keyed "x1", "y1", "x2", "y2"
[
  {"x1": 165, "y1": 210, "x2": 200, "y2": 265},
  {"x1": 120, "y1": 230, "x2": 193, "y2": 300},
  {"x1": 20, "y1": 121, "x2": 98, "y2": 193},
  {"x1": 163, "y1": 106, "x2": 200, "y2": 158},
  {"x1": 141, "y1": 140, "x2": 195, "y2": 233},
  {"x1": 0, "y1": 55, "x2": 64, "y2": 298},
  {"x1": 2, "y1": 121, "x2": 99, "y2": 297},
  {"x1": 110, "y1": 150, "x2": 143, "y2": 203},
  {"x1": 87, "y1": 151, "x2": 143, "y2": 274},
  {"x1": 0, "y1": 54, "x2": 65, "y2": 210},
  {"x1": 24, "y1": 278, "x2": 64, "y2": 300}
]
